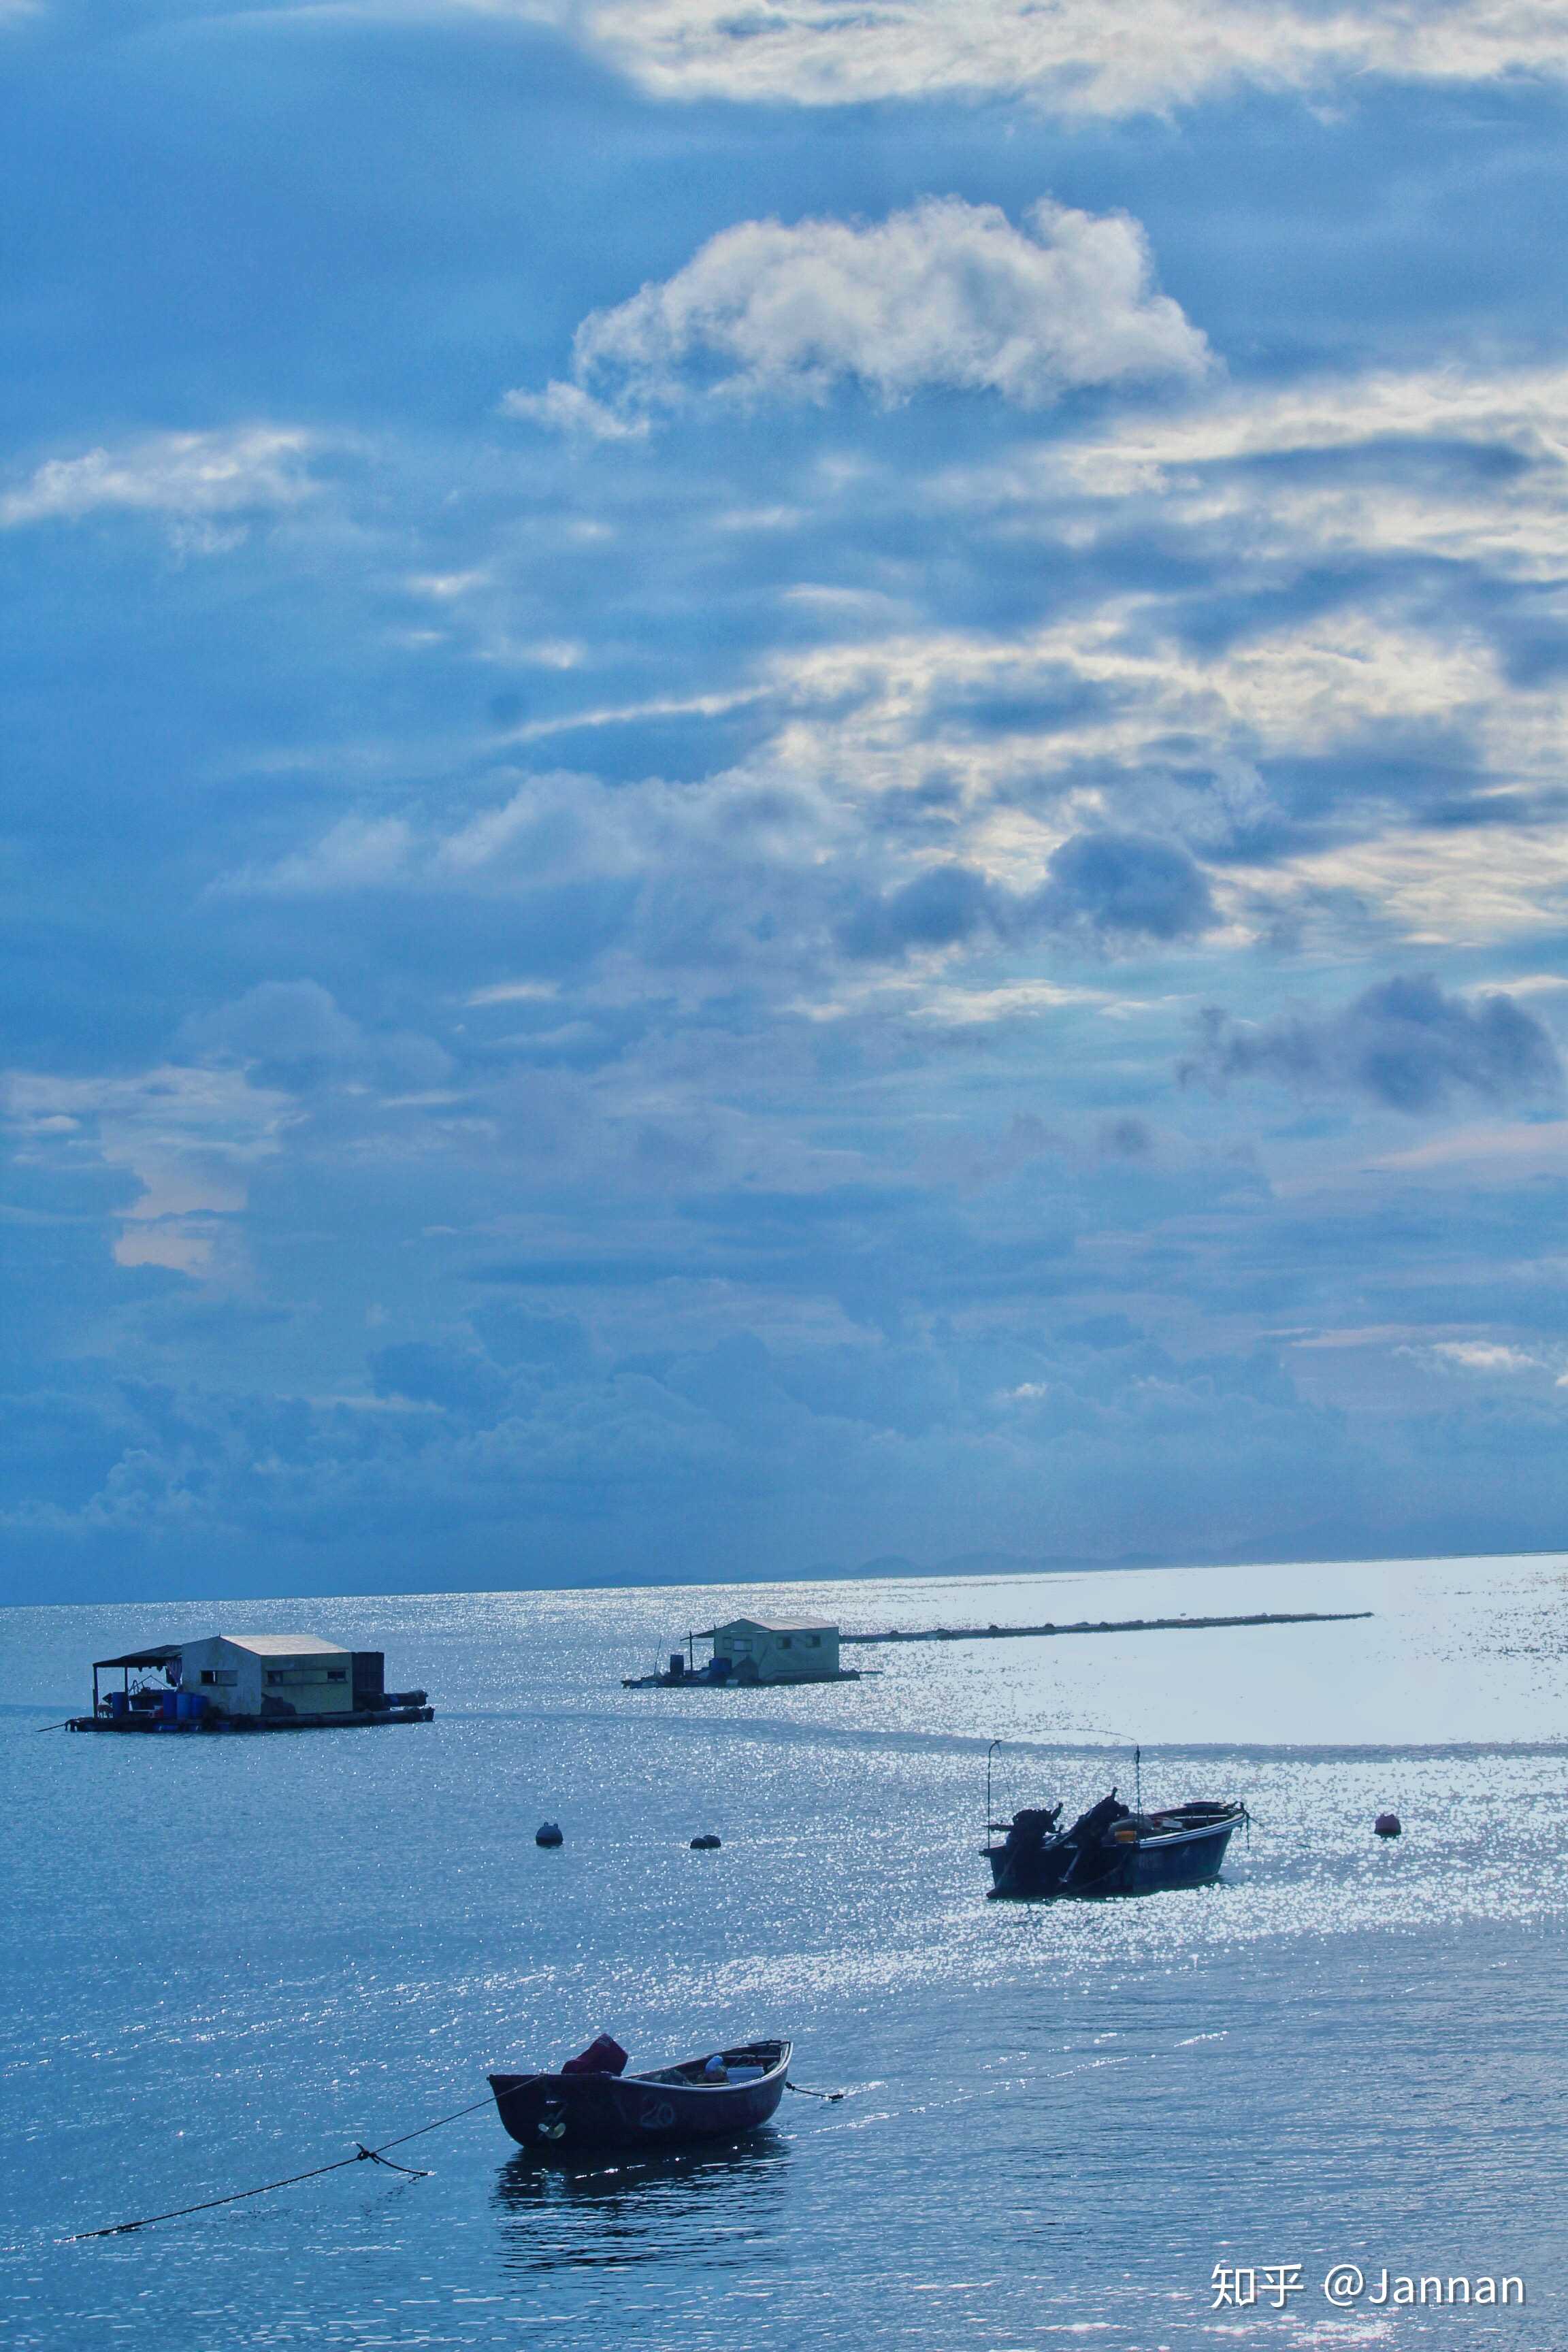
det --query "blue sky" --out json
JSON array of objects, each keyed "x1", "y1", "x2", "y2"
[{"x1": 7, "y1": 0, "x2": 1568, "y2": 1601}]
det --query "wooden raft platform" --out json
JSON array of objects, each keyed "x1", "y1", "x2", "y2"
[{"x1": 67, "y1": 1705, "x2": 435, "y2": 1733}]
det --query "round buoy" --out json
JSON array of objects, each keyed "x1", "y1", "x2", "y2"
[
  {"x1": 535, "y1": 1821, "x2": 564, "y2": 1847},
  {"x1": 689, "y1": 1833, "x2": 722, "y2": 1850},
  {"x1": 1373, "y1": 1812, "x2": 1401, "y2": 1839}
]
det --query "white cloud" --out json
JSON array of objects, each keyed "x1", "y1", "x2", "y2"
[
  {"x1": 466, "y1": 979, "x2": 561, "y2": 1007},
  {"x1": 3, "y1": 1064, "x2": 294, "y2": 1275},
  {"x1": 1481, "y1": 973, "x2": 1568, "y2": 998},
  {"x1": 223, "y1": 815, "x2": 415, "y2": 896},
  {"x1": 740, "y1": 598, "x2": 1499, "y2": 822},
  {"x1": 943, "y1": 363, "x2": 1568, "y2": 583},
  {"x1": 1371, "y1": 1120, "x2": 1568, "y2": 1174},
  {"x1": 503, "y1": 379, "x2": 651, "y2": 440},
  {"x1": 403, "y1": 569, "x2": 495, "y2": 600},
  {"x1": 504, "y1": 196, "x2": 1209, "y2": 432},
  {"x1": 0, "y1": 426, "x2": 319, "y2": 542},
  {"x1": 186, "y1": 350, "x2": 1568, "y2": 992},
  {"x1": 906, "y1": 979, "x2": 1117, "y2": 1024},
  {"x1": 178, "y1": 979, "x2": 363, "y2": 1065},
  {"x1": 1239, "y1": 817, "x2": 1568, "y2": 949},
  {"x1": 1079, "y1": 365, "x2": 1568, "y2": 471},
  {"x1": 571, "y1": 0, "x2": 1568, "y2": 117},
  {"x1": 1421, "y1": 1340, "x2": 1543, "y2": 1375}
]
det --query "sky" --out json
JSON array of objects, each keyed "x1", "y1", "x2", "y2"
[{"x1": 7, "y1": 0, "x2": 1568, "y2": 1603}]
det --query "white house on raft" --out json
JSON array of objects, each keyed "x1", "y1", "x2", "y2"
[
  {"x1": 702, "y1": 1615, "x2": 843, "y2": 1684},
  {"x1": 178, "y1": 1633, "x2": 356, "y2": 1716},
  {"x1": 73, "y1": 1631, "x2": 434, "y2": 1732}
]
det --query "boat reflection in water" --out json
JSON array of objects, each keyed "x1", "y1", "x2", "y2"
[{"x1": 492, "y1": 2132, "x2": 789, "y2": 2274}]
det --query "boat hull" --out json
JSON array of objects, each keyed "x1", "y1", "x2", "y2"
[
  {"x1": 987, "y1": 1811, "x2": 1241, "y2": 1900},
  {"x1": 489, "y1": 2041, "x2": 790, "y2": 2153}
]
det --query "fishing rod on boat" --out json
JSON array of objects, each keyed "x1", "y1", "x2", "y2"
[
  {"x1": 982, "y1": 1729, "x2": 1142, "y2": 1831},
  {"x1": 1071, "y1": 1723, "x2": 1145, "y2": 1810}
]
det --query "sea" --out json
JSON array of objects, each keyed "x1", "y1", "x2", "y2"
[{"x1": 2, "y1": 1552, "x2": 1565, "y2": 2352}]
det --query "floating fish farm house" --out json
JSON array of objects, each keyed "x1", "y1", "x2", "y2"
[{"x1": 70, "y1": 1632, "x2": 433, "y2": 1733}]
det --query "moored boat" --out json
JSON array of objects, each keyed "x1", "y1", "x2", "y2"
[
  {"x1": 489, "y1": 2036, "x2": 790, "y2": 2153},
  {"x1": 985, "y1": 1790, "x2": 1245, "y2": 1899}
]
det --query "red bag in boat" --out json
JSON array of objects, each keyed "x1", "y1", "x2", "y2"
[{"x1": 561, "y1": 2033, "x2": 629, "y2": 2076}]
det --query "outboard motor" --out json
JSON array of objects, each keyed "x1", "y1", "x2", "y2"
[
  {"x1": 1062, "y1": 1792, "x2": 1129, "y2": 1850},
  {"x1": 1004, "y1": 1806, "x2": 1062, "y2": 1850}
]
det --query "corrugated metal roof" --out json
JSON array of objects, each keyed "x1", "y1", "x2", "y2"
[
  {"x1": 700, "y1": 1615, "x2": 836, "y2": 1636},
  {"x1": 219, "y1": 1633, "x2": 352, "y2": 1656}
]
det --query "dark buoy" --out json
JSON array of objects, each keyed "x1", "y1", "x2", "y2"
[
  {"x1": 536, "y1": 1821, "x2": 564, "y2": 1847},
  {"x1": 1374, "y1": 1812, "x2": 1401, "y2": 1839},
  {"x1": 689, "y1": 1833, "x2": 721, "y2": 1850}
]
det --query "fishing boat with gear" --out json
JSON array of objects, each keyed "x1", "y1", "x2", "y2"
[
  {"x1": 985, "y1": 1790, "x2": 1247, "y2": 1898},
  {"x1": 981, "y1": 1736, "x2": 1247, "y2": 1899},
  {"x1": 488, "y1": 2034, "x2": 790, "y2": 2152}
]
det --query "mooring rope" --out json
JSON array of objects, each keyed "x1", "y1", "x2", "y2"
[
  {"x1": 63, "y1": 2094, "x2": 495, "y2": 2240},
  {"x1": 783, "y1": 2080, "x2": 846, "y2": 2102}
]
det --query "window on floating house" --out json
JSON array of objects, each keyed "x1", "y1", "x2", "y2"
[
  {"x1": 778, "y1": 1636, "x2": 792, "y2": 1649},
  {"x1": 804, "y1": 1635, "x2": 821, "y2": 1647},
  {"x1": 199, "y1": 1669, "x2": 238, "y2": 1687}
]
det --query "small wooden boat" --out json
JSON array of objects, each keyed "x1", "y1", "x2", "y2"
[
  {"x1": 489, "y1": 2038, "x2": 790, "y2": 2153},
  {"x1": 986, "y1": 1791, "x2": 1245, "y2": 1899}
]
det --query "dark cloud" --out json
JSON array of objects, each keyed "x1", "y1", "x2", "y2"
[
  {"x1": 369, "y1": 1341, "x2": 510, "y2": 1416},
  {"x1": 838, "y1": 862, "x2": 1000, "y2": 958},
  {"x1": 1188, "y1": 976, "x2": 1562, "y2": 1113},
  {"x1": 1098, "y1": 1115, "x2": 1154, "y2": 1158},
  {"x1": 179, "y1": 980, "x2": 361, "y2": 1078},
  {"x1": 840, "y1": 831, "x2": 1215, "y2": 963},
  {"x1": 1034, "y1": 830, "x2": 1216, "y2": 942},
  {"x1": 1061, "y1": 1312, "x2": 1142, "y2": 1349},
  {"x1": 470, "y1": 1304, "x2": 597, "y2": 1375}
]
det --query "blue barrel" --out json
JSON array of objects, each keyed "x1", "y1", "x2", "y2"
[
  {"x1": 106, "y1": 1690, "x2": 129, "y2": 1718},
  {"x1": 177, "y1": 1690, "x2": 206, "y2": 1720},
  {"x1": 161, "y1": 1690, "x2": 179, "y2": 1720}
]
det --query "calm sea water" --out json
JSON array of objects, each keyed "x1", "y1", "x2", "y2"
[{"x1": 2, "y1": 1554, "x2": 1565, "y2": 2351}]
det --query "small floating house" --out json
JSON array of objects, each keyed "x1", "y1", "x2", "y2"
[
  {"x1": 625, "y1": 1614, "x2": 858, "y2": 1688},
  {"x1": 71, "y1": 1632, "x2": 432, "y2": 1733},
  {"x1": 708, "y1": 1616, "x2": 842, "y2": 1682}
]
